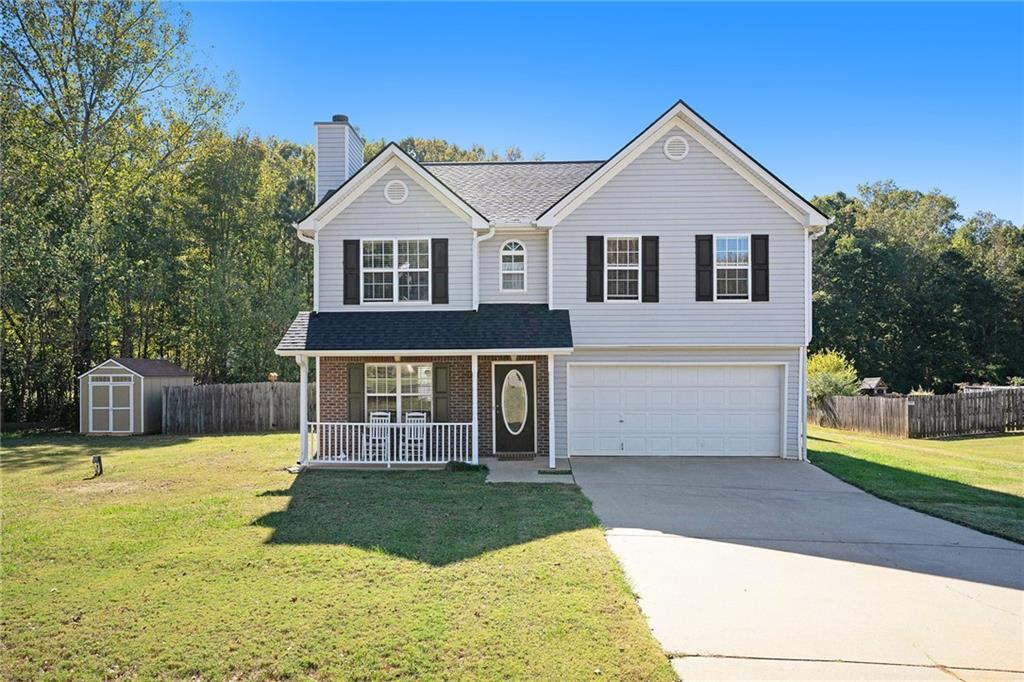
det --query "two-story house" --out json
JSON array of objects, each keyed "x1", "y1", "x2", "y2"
[{"x1": 276, "y1": 101, "x2": 830, "y2": 468}]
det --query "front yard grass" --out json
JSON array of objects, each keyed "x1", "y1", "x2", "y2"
[
  {"x1": 808, "y1": 425, "x2": 1024, "y2": 543},
  {"x1": 1, "y1": 434, "x2": 673, "y2": 680}
]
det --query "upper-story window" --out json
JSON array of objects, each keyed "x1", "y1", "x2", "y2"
[
  {"x1": 362, "y1": 239, "x2": 430, "y2": 303},
  {"x1": 500, "y1": 240, "x2": 526, "y2": 291},
  {"x1": 714, "y1": 234, "x2": 750, "y2": 301},
  {"x1": 606, "y1": 236, "x2": 640, "y2": 301}
]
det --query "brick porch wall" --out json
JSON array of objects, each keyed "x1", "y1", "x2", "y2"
[
  {"x1": 318, "y1": 356, "x2": 472, "y2": 423},
  {"x1": 316, "y1": 354, "x2": 549, "y2": 457}
]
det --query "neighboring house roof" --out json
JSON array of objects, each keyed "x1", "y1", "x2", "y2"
[
  {"x1": 276, "y1": 304, "x2": 573, "y2": 354},
  {"x1": 423, "y1": 161, "x2": 603, "y2": 225},
  {"x1": 80, "y1": 358, "x2": 193, "y2": 378},
  {"x1": 296, "y1": 143, "x2": 490, "y2": 232},
  {"x1": 860, "y1": 377, "x2": 887, "y2": 389}
]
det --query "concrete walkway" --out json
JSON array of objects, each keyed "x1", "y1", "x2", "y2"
[
  {"x1": 572, "y1": 457, "x2": 1024, "y2": 681},
  {"x1": 483, "y1": 457, "x2": 574, "y2": 484}
]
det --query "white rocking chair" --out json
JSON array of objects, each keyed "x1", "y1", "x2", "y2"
[
  {"x1": 400, "y1": 412, "x2": 428, "y2": 461},
  {"x1": 363, "y1": 412, "x2": 391, "y2": 462}
]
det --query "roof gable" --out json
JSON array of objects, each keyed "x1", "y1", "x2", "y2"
[
  {"x1": 297, "y1": 143, "x2": 489, "y2": 232},
  {"x1": 536, "y1": 100, "x2": 830, "y2": 230},
  {"x1": 78, "y1": 357, "x2": 192, "y2": 378}
]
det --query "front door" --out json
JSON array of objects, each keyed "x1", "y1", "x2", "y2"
[{"x1": 493, "y1": 362, "x2": 535, "y2": 453}]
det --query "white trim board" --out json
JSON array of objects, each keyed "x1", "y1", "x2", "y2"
[
  {"x1": 298, "y1": 144, "x2": 488, "y2": 233},
  {"x1": 566, "y1": 361, "x2": 788, "y2": 459},
  {"x1": 278, "y1": 347, "x2": 574, "y2": 357},
  {"x1": 77, "y1": 359, "x2": 144, "y2": 379}
]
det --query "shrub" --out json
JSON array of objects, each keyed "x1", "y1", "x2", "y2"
[
  {"x1": 909, "y1": 386, "x2": 935, "y2": 395},
  {"x1": 1008, "y1": 376, "x2": 1024, "y2": 387},
  {"x1": 807, "y1": 348, "x2": 859, "y2": 406}
]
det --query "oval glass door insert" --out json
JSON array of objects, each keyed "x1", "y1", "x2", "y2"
[{"x1": 501, "y1": 370, "x2": 528, "y2": 435}]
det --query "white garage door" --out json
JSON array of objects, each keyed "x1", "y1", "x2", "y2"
[{"x1": 568, "y1": 364, "x2": 784, "y2": 456}]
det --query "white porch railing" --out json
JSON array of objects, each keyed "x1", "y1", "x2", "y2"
[{"x1": 308, "y1": 422, "x2": 474, "y2": 467}]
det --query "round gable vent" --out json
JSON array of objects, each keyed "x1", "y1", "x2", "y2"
[
  {"x1": 663, "y1": 135, "x2": 690, "y2": 161},
  {"x1": 384, "y1": 179, "x2": 408, "y2": 204}
]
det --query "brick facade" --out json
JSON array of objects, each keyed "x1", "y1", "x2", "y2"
[
  {"x1": 318, "y1": 356, "x2": 472, "y2": 423},
  {"x1": 316, "y1": 354, "x2": 549, "y2": 457}
]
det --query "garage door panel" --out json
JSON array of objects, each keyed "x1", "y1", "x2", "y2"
[
  {"x1": 569, "y1": 363, "x2": 783, "y2": 457},
  {"x1": 623, "y1": 390, "x2": 647, "y2": 409}
]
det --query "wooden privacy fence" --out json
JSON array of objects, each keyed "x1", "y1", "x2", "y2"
[
  {"x1": 809, "y1": 388, "x2": 1024, "y2": 438},
  {"x1": 162, "y1": 382, "x2": 317, "y2": 435}
]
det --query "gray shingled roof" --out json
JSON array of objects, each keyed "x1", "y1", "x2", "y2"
[
  {"x1": 112, "y1": 358, "x2": 193, "y2": 377},
  {"x1": 423, "y1": 161, "x2": 603, "y2": 224},
  {"x1": 277, "y1": 305, "x2": 572, "y2": 353}
]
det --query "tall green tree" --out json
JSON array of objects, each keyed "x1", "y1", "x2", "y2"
[
  {"x1": 363, "y1": 137, "x2": 542, "y2": 163},
  {"x1": 1, "y1": 0, "x2": 230, "y2": 422},
  {"x1": 811, "y1": 183, "x2": 1023, "y2": 393}
]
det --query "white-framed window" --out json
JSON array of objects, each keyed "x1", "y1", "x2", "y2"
[
  {"x1": 499, "y1": 240, "x2": 526, "y2": 291},
  {"x1": 714, "y1": 234, "x2": 750, "y2": 301},
  {"x1": 365, "y1": 363, "x2": 433, "y2": 421},
  {"x1": 361, "y1": 238, "x2": 431, "y2": 303},
  {"x1": 605, "y1": 236, "x2": 640, "y2": 301}
]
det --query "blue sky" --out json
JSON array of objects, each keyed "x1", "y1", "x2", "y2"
[{"x1": 182, "y1": 2, "x2": 1024, "y2": 223}]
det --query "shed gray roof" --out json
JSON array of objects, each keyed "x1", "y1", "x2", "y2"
[
  {"x1": 111, "y1": 358, "x2": 193, "y2": 377},
  {"x1": 276, "y1": 305, "x2": 572, "y2": 353},
  {"x1": 859, "y1": 377, "x2": 887, "y2": 389},
  {"x1": 422, "y1": 161, "x2": 603, "y2": 224}
]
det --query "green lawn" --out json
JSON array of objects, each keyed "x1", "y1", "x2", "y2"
[
  {"x1": 808, "y1": 425, "x2": 1024, "y2": 543},
  {"x1": 1, "y1": 434, "x2": 673, "y2": 681}
]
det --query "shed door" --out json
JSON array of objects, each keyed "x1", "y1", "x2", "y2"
[
  {"x1": 568, "y1": 364, "x2": 783, "y2": 456},
  {"x1": 89, "y1": 376, "x2": 134, "y2": 433}
]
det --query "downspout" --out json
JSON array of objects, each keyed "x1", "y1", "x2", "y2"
[
  {"x1": 472, "y1": 224, "x2": 496, "y2": 311},
  {"x1": 293, "y1": 224, "x2": 318, "y2": 312}
]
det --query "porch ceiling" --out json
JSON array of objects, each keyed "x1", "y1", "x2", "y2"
[{"x1": 276, "y1": 304, "x2": 572, "y2": 355}]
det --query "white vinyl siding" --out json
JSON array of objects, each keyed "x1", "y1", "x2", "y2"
[
  {"x1": 553, "y1": 347, "x2": 803, "y2": 459},
  {"x1": 551, "y1": 130, "x2": 808, "y2": 345},
  {"x1": 318, "y1": 167, "x2": 473, "y2": 311},
  {"x1": 479, "y1": 230, "x2": 548, "y2": 303}
]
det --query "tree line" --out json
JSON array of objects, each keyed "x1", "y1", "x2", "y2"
[{"x1": 2, "y1": 0, "x2": 1021, "y2": 425}]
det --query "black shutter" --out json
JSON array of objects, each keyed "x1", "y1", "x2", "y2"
[
  {"x1": 347, "y1": 363, "x2": 365, "y2": 421},
  {"x1": 751, "y1": 235, "x2": 769, "y2": 301},
  {"x1": 343, "y1": 240, "x2": 360, "y2": 305},
  {"x1": 586, "y1": 236, "x2": 603, "y2": 302},
  {"x1": 432, "y1": 363, "x2": 450, "y2": 422},
  {"x1": 642, "y1": 236, "x2": 659, "y2": 302},
  {"x1": 695, "y1": 235, "x2": 713, "y2": 301},
  {"x1": 431, "y1": 238, "x2": 448, "y2": 304}
]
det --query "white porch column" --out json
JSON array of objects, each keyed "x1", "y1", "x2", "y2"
[
  {"x1": 548, "y1": 354, "x2": 555, "y2": 469},
  {"x1": 297, "y1": 355, "x2": 309, "y2": 465},
  {"x1": 471, "y1": 354, "x2": 479, "y2": 464}
]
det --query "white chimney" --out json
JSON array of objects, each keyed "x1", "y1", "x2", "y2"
[{"x1": 314, "y1": 114, "x2": 365, "y2": 203}]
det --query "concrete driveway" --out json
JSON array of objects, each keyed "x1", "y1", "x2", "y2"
[{"x1": 572, "y1": 457, "x2": 1024, "y2": 681}]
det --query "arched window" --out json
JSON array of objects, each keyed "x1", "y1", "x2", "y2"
[{"x1": 500, "y1": 240, "x2": 526, "y2": 291}]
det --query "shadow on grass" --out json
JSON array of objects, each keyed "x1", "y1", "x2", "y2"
[
  {"x1": 0, "y1": 434, "x2": 194, "y2": 473},
  {"x1": 809, "y1": 450, "x2": 1024, "y2": 546},
  {"x1": 253, "y1": 468, "x2": 599, "y2": 566}
]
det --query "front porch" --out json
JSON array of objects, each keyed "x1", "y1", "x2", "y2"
[
  {"x1": 295, "y1": 353, "x2": 555, "y2": 468},
  {"x1": 277, "y1": 305, "x2": 573, "y2": 469}
]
